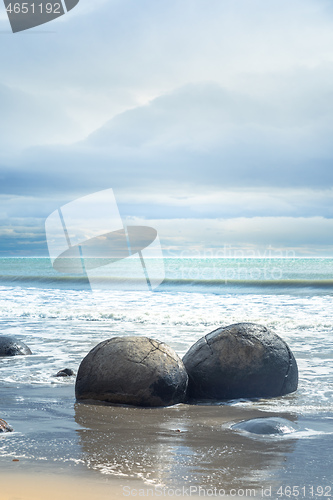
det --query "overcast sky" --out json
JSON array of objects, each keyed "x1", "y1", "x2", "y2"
[{"x1": 1, "y1": 0, "x2": 333, "y2": 256}]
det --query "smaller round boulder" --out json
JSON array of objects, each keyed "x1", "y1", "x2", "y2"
[
  {"x1": 0, "y1": 418, "x2": 13, "y2": 433},
  {"x1": 75, "y1": 336, "x2": 188, "y2": 407},
  {"x1": 183, "y1": 323, "x2": 298, "y2": 400},
  {"x1": 0, "y1": 336, "x2": 32, "y2": 357},
  {"x1": 232, "y1": 417, "x2": 298, "y2": 435},
  {"x1": 56, "y1": 368, "x2": 75, "y2": 377}
]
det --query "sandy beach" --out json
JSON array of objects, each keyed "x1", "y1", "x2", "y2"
[
  {"x1": 1, "y1": 472, "x2": 260, "y2": 500},
  {"x1": 1, "y1": 472, "x2": 134, "y2": 500},
  {"x1": 0, "y1": 400, "x2": 296, "y2": 500}
]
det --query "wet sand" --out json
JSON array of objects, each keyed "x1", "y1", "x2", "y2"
[
  {"x1": 1, "y1": 472, "x2": 134, "y2": 500},
  {"x1": 72, "y1": 401, "x2": 297, "y2": 489},
  {"x1": 1, "y1": 384, "x2": 332, "y2": 498},
  {"x1": 1, "y1": 472, "x2": 257, "y2": 500}
]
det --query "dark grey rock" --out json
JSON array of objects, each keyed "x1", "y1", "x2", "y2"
[
  {"x1": 183, "y1": 323, "x2": 298, "y2": 400},
  {"x1": 56, "y1": 368, "x2": 75, "y2": 377},
  {"x1": 0, "y1": 336, "x2": 32, "y2": 357},
  {"x1": 0, "y1": 418, "x2": 13, "y2": 433},
  {"x1": 75, "y1": 336, "x2": 188, "y2": 407},
  {"x1": 232, "y1": 417, "x2": 298, "y2": 435}
]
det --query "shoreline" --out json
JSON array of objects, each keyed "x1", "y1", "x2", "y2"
[
  {"x1": 0, "y1": 471, "x2": 260, "y2": 500},
  {"x1": 2, "y1": 391, "x2": 329, "y2": 495},
  {"x1": 1, "y1": 382, "x2": 332, "y2": 494},
  {"x1": 0, "y1": 471, "x2": 143, "y2": 500}
]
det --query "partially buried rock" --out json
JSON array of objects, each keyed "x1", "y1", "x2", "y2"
[
  {"x1": 232, "y1": 417, "x2": 298, "y2": 435},
  {"x1": 183, "y1": 323, "x2": 298, "y2": 400},
  {"x1": 56, "y1": 368, "x2": 75, "y2": 377},
  {"x1": 0, "y1": 336, "x2": 32, "y2": 357},
  {"x1": 75, "y1": 336, "x2": 188, "y2": 407},
  {"x1": 0, "y1": 418, "x2": 13, "y2": 433}
]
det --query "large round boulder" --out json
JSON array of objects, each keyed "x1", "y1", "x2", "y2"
[
  {"x1": 75, "y1": 336, "x2": 188, "y2": 407},
  {"x1": 183, "y1": 323, "x2": 298, "y2": 400},
  {"x1": 0, "y1": 336, "x2": 32, "y2": 356}
]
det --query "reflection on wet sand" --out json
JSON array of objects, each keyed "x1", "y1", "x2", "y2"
[{"x1": 74, "y1": 402, "x2": 297, "y2": 489}]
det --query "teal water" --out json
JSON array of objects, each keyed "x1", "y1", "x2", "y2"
[{"x1": 1, "y1": 257, "x2": 333, "y2": 294}]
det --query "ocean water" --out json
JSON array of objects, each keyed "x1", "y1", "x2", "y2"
[{"x1": 0, "y1": 257, "x2": 332, "y2": 491}]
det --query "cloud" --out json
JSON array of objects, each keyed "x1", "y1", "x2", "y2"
[
  {"x1": 117, "y1": 187, "x2": 333, "y2": 219},
  {"x1": 1, "y1": 210, "x2": 332, "y2": 256},
  {"x1": 2, "y1": 80, "x2": 333, "y2": 201},
  {"x1": 0, "y1": 83, "x2": 80, "y2": 155},
  {"x1": 3, "y1": 0, "x2": 333, "y2": 142},
  {"x1": 84, "y1": 82, "x2": 333, "y2": 190},
  {"x1": 1, "y1": 0, "x2": 333, "y2": 255},
  {"x1": 1, "y1": 191, "x2": 332, "y2": 256},
  {"x1": 126, "y1": 216, "x2": 333, "y2": 257}
]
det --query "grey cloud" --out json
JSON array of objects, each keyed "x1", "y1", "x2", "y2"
[
  {"x1": 2, "y1": 0, "x2": 333, "y2": 255},
  {"x1": 2, "y1": 82, "x2": 332, "y2": 200},
  {"x1": 0, "y1": 83, "x2": 79, "y2": 154},
  {"x1": 2, "y1": 0, "x2": 333, "y2": 141},
  {"x1": 125, "y1": 216, "x2": 333, "y2": 257}
]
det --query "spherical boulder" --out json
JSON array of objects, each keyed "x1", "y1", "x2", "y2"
[
  {"x1": 75, "y1": 336, "x2": 188, "y2": 407},
  {"x1": 0, "y1": 336, "x2": 32, "y2": 357},
  {"x1": 183, "y1": 323, "x2": 298, "y2": 400},
  {"x1": 232, "y1": 417, "x2": 298, "y2": 435}
]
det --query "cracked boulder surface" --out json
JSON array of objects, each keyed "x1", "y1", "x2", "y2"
[
  {"x1": 183, "y1": 323, "x2": 298, "y2": 400},
  {"x1": 75, "y1": 336, "x2": 188, "y2": 407},
  {"x1": 0, "y1": 336, "x2": 32, "y2": 357}
]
